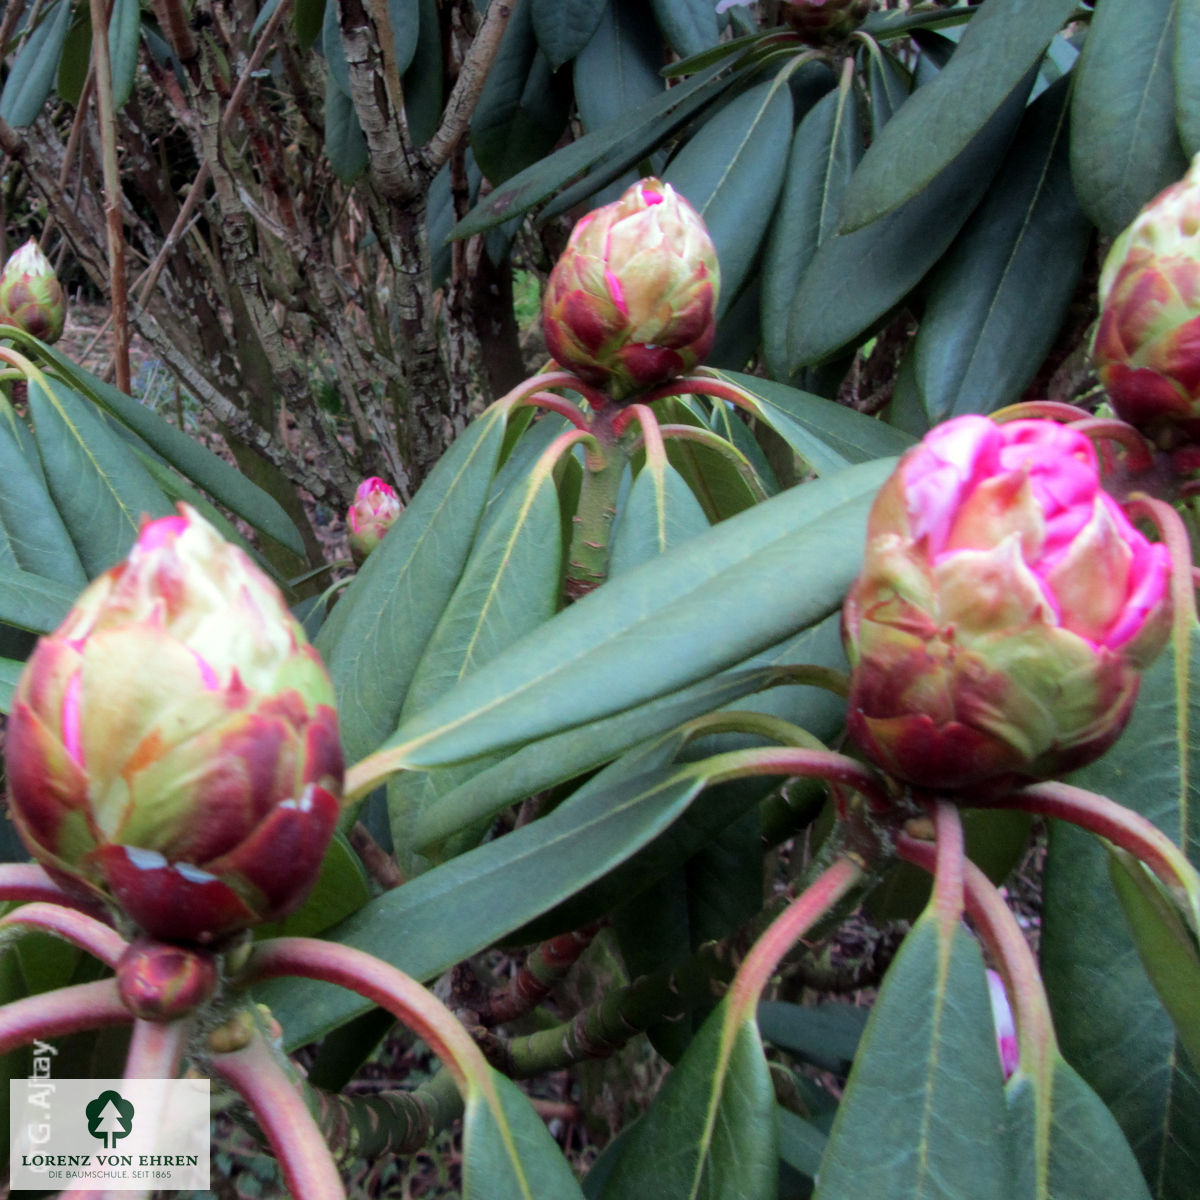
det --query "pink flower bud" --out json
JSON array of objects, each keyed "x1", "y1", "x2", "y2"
[
  {"x1": 987, "y1": 969, "x2": 1019, "y2": 1080},
  {"x1": 347, "y1": 476, "x2": 402, "y2": 565},
  {"x1": 116, "y1": 939, "x2": 219, "y2": 1021},
  {"x1": 1093, "y1": 154, "x2": 1200, "y2": 444},
  {"x1": 842, "y1": 416, "x2": 1172, "y2": 790},
  {"x1": 5, "y1": 505, "x2": 343, "y2": 944},
  {"x1": 542, "y1": 178, "x2": 720, "y2": 401},
  {"x1": 0, "y1": 239, "x2": 66, "y2": 344}
]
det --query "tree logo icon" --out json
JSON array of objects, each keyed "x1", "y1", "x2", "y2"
[{"x1": 85, "y1": 1090, "x2": 135, "y2": 1149}]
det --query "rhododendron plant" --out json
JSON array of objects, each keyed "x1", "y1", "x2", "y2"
[
  {"x1": 348, "y1": 476, "x2": 402, "y2": 565},
  {"x1": 842, "y1": 416, "x2": 1172, "y2": 790},
  {"x1": 0, "y1": 238, "x2": 66, "y2": 343}
]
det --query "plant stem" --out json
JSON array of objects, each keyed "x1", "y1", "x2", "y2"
[
  {"x1": 0, "y1": 979, "x2": 130, "y2": 1054},
  {"x1": 210, "y1": 1029, "x2": 346, "y2": 1200},
  {"x1": 930, "y1": 798, "x2": 965, "y2": 934},
  {"x1": 478, "y1": 923, "x2": 604, "y2": 1027},
  {"x1": 565, "y1": 407, "x2": 626, "y2": 600},
  {"x1": 977, "y1": 781, "x2": 1200, "y2": 932},
  {"x1": 124, "y1": 1017, "x2": 193, "y2": 1079},
  {"x1": 0, "y1": 901, "x2": 126, "y2": 967},
  {"x1": 0, "y1": 862, "x2": 86, "y2": 907}
]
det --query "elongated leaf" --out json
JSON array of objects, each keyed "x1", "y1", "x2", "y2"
[
  {"x1": 763, "y1": 79, "x2": 863, "y2": 379},
  {"x1": 651, "y1": 0, "x2": 719, "y2": 59},
  {"x1": 0, "y1": 0, "x2": 72, "y2": 127},
  {"x1": 109, "y1": 0, "x2": 141, "y2": 109},
  {"x1": 1071, "y1": 0, "x2": 1188, "y2": 234},
  {"x1": 1042, "y1": 622, "x2": 1200, "y2": 1200},
  {"x1": 381, "y1": 459, "x2": 893, "y2": 770},
  {"x1": 262, "y1": 766, "x2": 708, "y2": 1047},
  {"x1": 610, "y1": 461, "x2": 710, "y2": 578},
  {"x1": 325, "y1": 75, "x2": 369, "y2": 182},
  {"x1": 401, "y1": 0, "x2": 440, "y2": 144},
  {"x1": 907, "y1": 75, "x2": 1091, "y2": 424},
  {"x1": 758, "y1": 1001, "x2": 868, "y2": 1075},
  {"x1": 862, "y1": 40, "x2": 911, "y2": 137},
  {"x1": 0, "y1": 415, "x2": 85, "y2": 587},
  {"x1": 9, "y1": 332, "x2": 306, "y2": 556},
  {"x1": 463, "y1": 1072, "x2": 586, "y2": 1199},
  {"x1": 666, "y1": 77, "x2": 793, "y2": 314},
  {"x1": 471, "y1": 0, "x2": 572, "y2": 184},
  {"x1": 713, "y1": 370, "x2": 915, "y2": 464},
  {"x1": 0, "y1": 657, "x2": 22, "y2": 712},
  {"x1": 1006, "y1": 1058, "x2": 1153, "y2": 1200},
  {"x1": 533, "y1": 0, "x2": 606, "y2": 71},
  {"x1": 600, "y1": 1000, "x2": 777, "y2": 1200},
  {"x1": 387, "y1": 456, "x2": 563, "y2": 870},
  {"x1": 1176, "y1": 0, "x2": 1200, "y2": 158},
  {"x1": 574, "y1": 0, "x2": 662, "y2": 134},
  {"x1": 778, "y1": 1107, "x2": 828, "y2": 1185},
  {"x1": 387, "y1": 0, "x2": 420, "y2": 76},
  {"x1": 788, "y1": 73, "x2": 1032, "y2": 369},
  {"x1": 27, "y1": 379, "x2": 172, "y2": 576},
  {"x1": 0, "y1": 567, "x2": 76, "y2": 634},
  {"x1": 322, "y1": 0, "x2": 351, "y2": 96},
  {"x1": 839, "y1": 0, "x2": 1075, "y2": 231},
  {"x1": 56, "y1": 10, "x2": 90, "y2": 107},
  {"x1": 316, "y1": 406, "x2": 508, "y2": 762},
  {"x1": 814, "y1": 918, "x2": 1007, "y2": 1199},
  {"x1": 293, "y1": 0, "x2": 324, "y2": 49},
  {"x1": 453, "y1": 60, "x2": 734, "y2": 239}
]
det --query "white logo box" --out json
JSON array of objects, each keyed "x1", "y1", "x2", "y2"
[{"x1": 9, "y1": 1077, "x2": 210, "y2": 1191}]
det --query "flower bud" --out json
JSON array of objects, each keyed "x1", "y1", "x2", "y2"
[
  {"x1": 116, "y1": 939, "x2": 219, "y2": 1021},
  {"x1": 347, "y1": 476, "x2": 402, "y2": 565},
  {"x1": 842, "y1": 416, "x2": 1172, "y2": 790},
  {"x1": 986, "y1": 969, "x2": 1019, "y2": 1080},
  {"x1": 1093, "y1": 154, "x2": 1200, "y2": 444},
  {"x1": 716, "y1": 0, "x2": 874, "y2": 42},
  {"x1": 5, "y1": 505, "x2": 343, "y2": 944},
  {"x1": 0, "y1": 239, "x2": 66, "y2": 344},
  {"x1": 542, "y1": 178, "x2": 720, "y2": 402}
]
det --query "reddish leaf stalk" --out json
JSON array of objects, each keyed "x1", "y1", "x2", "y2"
[
  {"x1": 518, "y1": 390, "x2": 592, "y2": 430},
  {"x1": 930, "y1": 798, "x2": 966, "y2": 934},
  {"x1": 726, "y1": 855, "x2": 866, "y2": 1023},
  {"x1": 990, "y1": 400, "x2": 1094, "y2": 424},
  {"x1": 655, "y1": 424, "x2": 769, "y2": 498},
  {"x1": 611, "y1": 402, "x2": 667, "y2": 469},
  {"x1": 0, "y1": 862, "x2": 82, "y2": 907},
  {"x1": 124, "y1": 1016, "x2": 194, "y2": 1079},
  {"x1": 211, "y1": 1030, "x2": 346, "y2": 1200},
  {"x1": 976, "y1": 782, "x2": 1200, "y2": 931},
  {"x1": 1124, "y1": 492, "x2": 1199, "y2": 626},
  {"x1": 0, "y1": 902, "x2": 126, "y2": 967},
  {"x1": 0, "y1": 979, "x2": 130, "y2": 1055},
  {"x1": 1068, "y1": 417, "x2": 1156, "y2": 472}
]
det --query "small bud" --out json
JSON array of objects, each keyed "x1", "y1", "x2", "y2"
[
  {"x1": 0, "y1": 239, "x2": 67, "y2": 344},
  {"x1": 5, "y1": 505, "x2": 343, "y2": 944},
  {"x1": 116, "y1": 939, "x2": 219, "y2": 1021},
  {"x1": 347, "y1": 477, "x2": 402, "y2": 565},
  {"x1": 1093, "y1": 153, "x2": 1200, "y2": 444},
  {"x1": 842, "y1": 416, "x2": 1172, "y2": 790},
  {"x1": 987, "y1": 969, "x2": 1019, "y2": 1080},
  {"x1": 542, "y1": 178, "x2": 720, "y2": 401}
]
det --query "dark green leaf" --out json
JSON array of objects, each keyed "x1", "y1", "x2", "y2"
[
  {"x1": 0, "y1": 657, "x2": 21, "y2": 712},
  {"x1": 0, "y1": 567, "x2": 76, "y2": 634},
  {"x1": 0, "y1": 412, "x2": 85, "y2": 587},
  {"x1": 788, "y1": 73, "x2": 1032, "y2": 369},
  {"x1": 315, "y1": 405, "x2": 508, "y2": 763},
  {"x1": 1176, "y1": 0, "x2": 1200, "y2": 158},
  {"x1": 325, "y1": 76, "x2": 369, "y2": 182},
  {"x1": 263, "y1": 765, "x2": 709, "y2": 1046},
  {"x1": 651, "y1": 0, "x2": 720, "y2": 60},
  {"x1": 109, "y1": 0, "x2": 142, "y2": 109},
  {"x1": 763, "y1": 79, "x2": 864, "y2": 379},
  {"x1": 814, "y1": 918, "x2": 1007, "y2": 1199},
  {"x1": 471, "y1": 0, "x2": 572, "y2": 184},
  {"x1": 778, "y1": 1107, "x2": 828, "y2": 1184},
  {"x1": 600, "y1": 1002, "x2": 777, "y2": 1200},
  {"x1": 0, "y1": 0, "x2": 72, "y2": 127},
  {"x1": 387, "y1": 0, "x2": 420, "y2": 76},
  {"x1": 402, "y1": 0, "x2": 441, "y2": 144},
  {"x1": 610, "y1": 461, "x2": 710, "y2": 577},
  {"x1": 839, "y1": 0, "x2": 1076, "y2": 231},
  {"x1": 383, "y1": 459, "x2": 893, "y2": 770},
  {"x1": 758, "y1": 1001, "x2": 868, "y2": 1074},
  {"x1": 453, "y1": 60, "x2": 734, "y2": 238},
  {"x1": 657, "y1": 397, "x2": 763, "y2": 522},
  {"x1": 322, "y1": 0, "x2": 350, "y2": 96},
  {"x1": 55, "y1": 10, "x2": 90, "y2": 107},
  {"x1": 293, "y1": 0, "x2": 325, "y2": 50},
  {"x1": 666, "y1": 77, "x2": 793, "y2": 314},
  {"x1": 1043, "y1": 621, "x2": 1200, "y2": 1200},
  {"x1": 574, "y1": 0, "x2": 662, "y2": 134},
  {"x1": 11, "y1": 331, "x2": 306, "y2": 556},
  {"x1": 906, "y1": 75, "x2": 1091, "y2": 424},
  {"x1": 861, "y1": 40, "x2": 912, "y2": 137},
  {"x1": 532, "y1": 0, "x2": 607, "y2": 71},
  {"x1": 27, "y1": 378, "x2": 172, "y2": 577},
  {"x1": 1071, "y1": 0, "x2": 1188, "y2": 234},
  {"x1": 1006, "y1": 1058, "x2": 1153, "y2": 1200},
  {"x1": 251, "y1": 0, "x2": 284, "y2": 41}
]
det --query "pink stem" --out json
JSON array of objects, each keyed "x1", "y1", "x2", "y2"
[
  {"x1": 1068, "y1": 417, "x2": 1156, "y2": 472},
  {"x1": 0, "y1": 979, "x2": 130, "y2": 1054},
  {"x1": 976, "y1": 781, "x2": 1200, "y2": 926},
  {"x1": 517, "y1": 391, "x2": 592, "y2": 430},
  {"x1": 1124, "y1": 493, "x2": 1198, "y2": 626},
  {"x1": 701, "y1": 745, "x2": 893, "y2": 812},
  {"x1": 728, "y1": 856, "x2": 866, "y2": 1022},
  {"x1": 0, "y1": 902, "x2": 127, "y2": 967},
  {"x1": 990, "y1": 400, "x2": 1094, "y2": 424},
  {"x1": 930, "y1": 798, "x2": 966, "y2": 933},
  {"x1": 504, "y1": 368, "x2": 612, "y2": 412},
  {"x1": 210, "y1": 1029, "x2": 346, "y2": 1200},
  {"x1": 124, "y1": 1016, "x2": 193, "y2": 1079},
  {"x1": 0, "y1": 862, "x2": 92, "y2": 909},
  {"x1": 639, "y1": 375, "x2": 761, "y2": 417}
]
